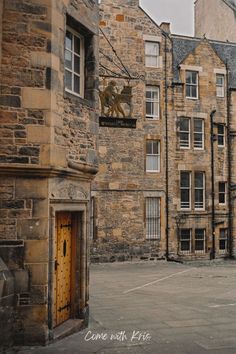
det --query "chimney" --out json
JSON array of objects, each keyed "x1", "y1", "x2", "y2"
[{"x1": 160, "y1": 22, "x2": 171, "y2": 34}]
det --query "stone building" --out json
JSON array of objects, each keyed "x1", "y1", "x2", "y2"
[
  {"x1": 195, "y1": 0, "x2": 236, "y2": 42},
  {"x1": 170, "y1": 35, "x2": 236, "y2": 259},
  {"x1": 0, "y1": 0, "x2": 99, "y2": 347},
  {"x1": 91, "y1": 0, "x2": 173, "y2": 262},
  {"x1": 91, "y1": 0, "x2": 236, "y2": 262}
]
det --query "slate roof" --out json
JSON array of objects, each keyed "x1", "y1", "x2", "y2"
[{"x1": 172, "y1": 35, "x2": 236, "y2": 89}]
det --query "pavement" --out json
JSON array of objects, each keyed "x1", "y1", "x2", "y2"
[{"x1": 7, "y1": 260, "x2": 236, "y2": 354}]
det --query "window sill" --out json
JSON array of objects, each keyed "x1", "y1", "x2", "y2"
[
  {"x1": 146, "y1": 238, "x2": 160, "y2": 241},
  {"x1": 186, "y1": 96, "x2": 198, "y2": 100},
  {"x1": 146, "y1": 171, "x2": 160, "y2": 173},
  {"x1": 145, "y1": 117, "x2": 160, "y2": 121}
]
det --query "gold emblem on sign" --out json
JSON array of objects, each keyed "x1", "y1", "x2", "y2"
[{"x1": 99, "y1": 81, "x2": 132, "y2": 118}]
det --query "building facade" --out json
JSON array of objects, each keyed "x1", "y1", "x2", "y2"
[
  {"x1": 91, "y1": 0, "x2": 236, "y2": 262},
  {"x1": 195, "y1": 0, "x2": 236, "y2": 42},
  {"x1": 91, "y1": 0, "x2": 172, "y2": 262},
  {"x1": 0, "y1": 0, "x2": 99, "y2": 347},
  {"x1": 170, "y1": 36, "x2": 236, "y2": 259}
]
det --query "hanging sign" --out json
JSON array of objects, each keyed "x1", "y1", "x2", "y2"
[{"x1": 99, "y1": 80, "x2": 136, "y2": 128}]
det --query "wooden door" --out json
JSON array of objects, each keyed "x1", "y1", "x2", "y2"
[{"x1": 54, "y1": 212, "x2": 72, "y2": 327}]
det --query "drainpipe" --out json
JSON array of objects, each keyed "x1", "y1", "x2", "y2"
[
  {"x1": 226, "y1": 64, "x2": 233, "y2": 258},
  {"x1": 163, "y1": 33, "x2": 169, "y2": 260},
  {"x1": 210, "y1": 109, "x2": 216, "y2": 260}
]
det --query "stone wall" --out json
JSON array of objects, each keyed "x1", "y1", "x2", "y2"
[
  {"x1": 92, "y1": 0, "x2": 172, "y2": 261},
  {"x1": 195, "y1": 0, "x2": 236, "y2": 42},
  {"x1": 0, "y1": 0, "x2": 99, "y2": 347}
]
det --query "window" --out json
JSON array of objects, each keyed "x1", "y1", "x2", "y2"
[
  {"x1": 217, "y1": 124, "x2": 225, "y2": 147},
  {"x1": 193, "y1": 119, "x2": 204, "y2": 149},
  {"x1": 219, "y1": 228, "x2": 228, "y2": 253},
  {"x1": 180, "y1": 172, "x2": 191, "y2": 209},
  {"x1": 219, "y1": 182, "x2": 226, "y2": 204},
  {"x1": 146, "y1": 140, "x2": 160, "y2": 172},
  {"x1": 145, "y1": 197, "x2": 161, "y2": 240},
  {"x1": 145, "y1": 41, "x2": 159, "y2": 67},
  {"x1": 179, "y1": 228, "x2": 206, "y2": 254},
  {"x1": 195, "y1": 229, "x2": 205, "y2": 253},
  {"x1": 65, "y1": 28, "x2": 84, "y2": 97},
  {"x1": 179, "y1": 118, "x2": 190, "y2": 148},
  {"x1": 194, "y1": 172, "x2": 205, "y2": 210},
  {"x1": 146, "y1": 86, "x2": 160, "y2": 119},
  {"x1": 180, "y1": 229, "x2": 191, "y2": 253},
  {"x1": 180, "y1": 171, "x2": 205, "y2": 210},
  {"x1": 186, "y1": 71, "x2": 198, "y2": 99},
  {"x1": 216, "y1": 74, "x2": 225, "y2": 97}
]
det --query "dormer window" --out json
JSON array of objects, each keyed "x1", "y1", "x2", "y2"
[
  {"x1": 216, "y1": 74, "x2": 225, "y2": 97},
  {"x1": 186, "y1": 71, "x2": 198, "y2": 99}
]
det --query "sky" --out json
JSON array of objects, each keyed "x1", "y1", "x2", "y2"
[{"x1": 140, "y1": 0, "x2": 195, "y2": 36}]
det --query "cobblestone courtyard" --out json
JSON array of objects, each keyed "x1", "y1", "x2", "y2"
[{"x1": 14, "y1": 261, "x2": 236, "y2": 354}]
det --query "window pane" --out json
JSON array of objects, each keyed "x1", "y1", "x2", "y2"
[
  {"x1": 146, "y1": 197, "x2": 160, "y2": 239},
  {"x1": 218, "y1": 135, "x2": 224, "y2": 146},
  {"x1": 146, "y1": 102, "x2": 152, "y2": 116},
  {"x1": 146, "y1": 156, "x2": 159, "y2": 171},
  {"x1": 180, "y1": 118, "x2": 189, "y2": 131},
  {"x1": 181, "y1": 172, "x2": 190, "y2": 187},
  {"x1": 146, "y1": 90, "x2": 152, "y2": 99},
  {"x1": 74, "y1": 55, "x2": 80, "y2": 74},
  {"x1": 146, "y1": 56, "x2": 158, "y2": 67},
  {"x1": 66, "y1": 30, "x2": 72, "y2": 50},
  {"x1": 186, "y1": 71, "x2": 192, "y2": 84},
  {"x1": 194, "y1": 119, "x2": 202, "y2": 132},
  {"x1": 65, "y1": 70, "x2": 72, "y2": 91},
  {"x1": 191, "y1": 86, "x2": 197, "y2": 98},
  {"x1": 146, "y1": 141, "x2": 152, "y2": 154},
  {"x1": 74, "y1": 35, "x2": 81, "y2": 55},
  {"x1": 186, "y1": 85, "x2": 191, "y2": 97},
  {"x1": 180, "y1": 229, "x2": 191, "y2": 252},
  {"x1": 65, "y1": 50, "x2": 72, "y2": 70},
  {"x1": 195, "y1": 240, "x2": 204, "y2": 251},
  {"x1": 145, "y1": 42, "x2": 159, "y2": 55},
  {"x1": 181, "y1": 190, "x2": 190, "y2": 204},
  {"x1": 152, "y1": 141, "x2": 159, "y2": 154},
  {"x1": 74, "y1": 74, "x2": 80, "y2": 94},
  {"x1": 195, "y1": 172, "x2": 203, "y2": 188},
  {"x1": 194, "y1": 133, "x2": 203, "y2": 148},
  {"x1": 219, "y1": 182, "x2": 226, "y2": 193},
  {"x1": 218, "y1": 124, "x2": 224, "y2": 134}
]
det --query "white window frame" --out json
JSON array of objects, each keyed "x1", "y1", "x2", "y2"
[
  {"x1": 219, "y1": 182, "x2": 227, "y2": 205},
  {"x1": 195, "y1": 229, "x2": 206, "y2": 254},
  {"x1": 193, "y1": 118, "x2": 204, "y2": 150},
  {"x1": 146, "y1": 86, "x2": 160, "y2": 119},
  {"x1": 194, "y1": 172, "x2": 205, "y2": 210},
  {"x1": 217, "y1": 124, "x2": 225, "y2": 147},
  {"x1": 186, "y1": 71, "x2": 198, "y2": 99},
  {"x1": 65, "y1": 27, "x2": 85, "y2": 98},
  {"x1": 180, "y1": 171, "x2": 191, "y2": 210},
  {"x1": 146, "y1": 140, "x2": 160, "y2": 173},
  {"x1": 179, "y1": 117, "x2": 190, "y2": 149},
  {"x1": 145, "y1": 41, "x2": 160, "y2": 68},
  {"x1": 179, "y1": 229, "x2": 191, "y2": 253},
  {"x1": 216, "y1": 74, "x2": 225, "y2": 98},
  {"x1": 145, "y1": 197, "x2": 161, "y2": 240},
  {"x1": 219, "y1": 228, "x2": 228, "y2": 254}
]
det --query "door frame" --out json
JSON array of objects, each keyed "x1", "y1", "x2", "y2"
[{"x1": 48, "y1": 202, "x2": 89, "y2": 333}]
